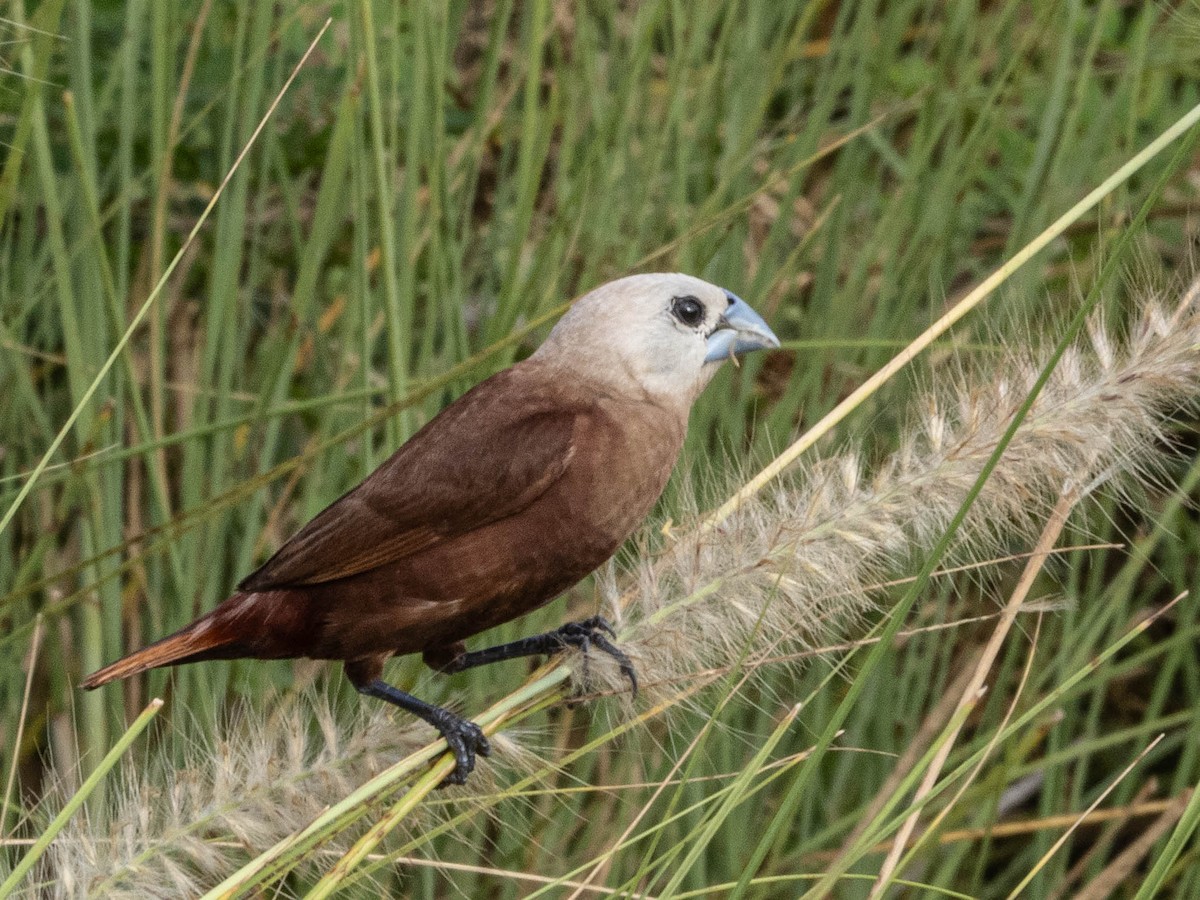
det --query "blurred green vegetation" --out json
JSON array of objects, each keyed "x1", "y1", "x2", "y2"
[{"x1": 4, "y1": 0, "x2": 1200, "y2": 896}]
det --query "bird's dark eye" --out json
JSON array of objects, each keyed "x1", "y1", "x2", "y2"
[{"x1": 671, "y1": 295, "x2": 705, "y2": 327}]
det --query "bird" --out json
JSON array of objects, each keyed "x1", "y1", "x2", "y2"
[{"x1": 83, "y1": 273, "x2": 779, "y2": 783}]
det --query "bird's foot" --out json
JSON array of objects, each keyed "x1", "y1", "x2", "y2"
[
  {"x1": 553, "y1": 616, "x2": 639, "y2": 698},
  {"x1": 424, "y1": 617, "x2": 639, "y2": 699},
  {"x1": 355, "y1": 678, "x2": 491, "y2": 786},
  {"x1": 427, "y1": 709, "x2": 492, "y2": 787}
]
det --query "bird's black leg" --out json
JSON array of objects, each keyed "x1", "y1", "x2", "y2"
[
  {"x1": 356, "y1": 679, "x2": 491, "y2": 786},
  {"x1": 431, "y1": 616, "x2": 639, "y2": 697}
]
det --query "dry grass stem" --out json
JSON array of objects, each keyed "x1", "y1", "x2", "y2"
[
  {"x1": 1007, "y1": 734, "x2": 1166, "y2": 898},
  {"x1": 805, "y1": 794, "x2": 1191, "y2": 861},
  {"x1": 1, "y1": 616, "x2": 43, "y2": 838},
  {"x1": 869, "y1": 490, "x2": 1075, "y2": 894},
  {"x1": 1073, "y1": 789, "x2": 1192, "y2": 900}
]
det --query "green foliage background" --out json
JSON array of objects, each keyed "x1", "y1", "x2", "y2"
[{"x1": 4, "y1": 0, "x2": 1200, "y2": 896}]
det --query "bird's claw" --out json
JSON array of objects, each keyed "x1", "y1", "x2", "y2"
[
  {"x1": 431, "y1": 712, "x2": 491, "y2": 787},
  {"x1": 554, "y1": 616, "x2": 639, "y2": 698}
]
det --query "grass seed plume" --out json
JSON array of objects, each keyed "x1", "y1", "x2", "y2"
[{"x1": 596, "y1": 277, "x2": 1200, "y2": 697}]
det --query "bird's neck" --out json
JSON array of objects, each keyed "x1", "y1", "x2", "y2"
[{"x1": 527, "y1": 349, "x2": 710, "y2": 419}]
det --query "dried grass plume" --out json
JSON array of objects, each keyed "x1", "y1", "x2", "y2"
[{"x1": 593, "y1": 276, "x2": 1200, "y2": 697}]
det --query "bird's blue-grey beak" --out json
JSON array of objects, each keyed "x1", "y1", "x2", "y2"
[{"x1": 704, "y1": 292, "x2": 780, "y2": 363}]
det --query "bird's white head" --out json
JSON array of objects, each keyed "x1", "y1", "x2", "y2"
[{"x1": 534, "y1": 273, "x2": 779, "y2": 407}]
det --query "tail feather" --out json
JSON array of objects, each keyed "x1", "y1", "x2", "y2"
[{"x1": 81, "y1": 618, "x2": 236, "y2": 689}]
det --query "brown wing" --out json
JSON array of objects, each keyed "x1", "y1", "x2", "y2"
[{"x1": 238, "y1": 367, "x2": 580, "y2": 591}]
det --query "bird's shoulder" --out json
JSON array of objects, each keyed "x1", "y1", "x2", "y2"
[{"x1": 238, "y1": 362, "x2": 594, "y2": 592}]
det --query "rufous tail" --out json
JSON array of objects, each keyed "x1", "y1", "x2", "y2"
[{"x1": 81, "y1": 618, "x2": 235, "y2": 689}]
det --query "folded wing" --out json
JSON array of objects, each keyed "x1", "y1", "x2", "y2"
[{"x1": 238, "y1": 368, "x2": 580, "y2": 591}]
